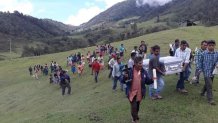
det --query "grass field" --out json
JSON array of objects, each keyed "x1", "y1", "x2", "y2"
[
  {"x1": 0, "y1": 26, "x2": 218, "y2": 123},
  {"x1": 0, "y1": 52, "x2": 21, "y2": 61}
]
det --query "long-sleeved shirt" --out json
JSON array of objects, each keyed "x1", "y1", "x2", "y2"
[
  {"x1": 128, "y1": 58, "x2": 134, "y2": 68},
  {"x1": 198, "y1": 50, "x2": 218, "y2": 77},
  {"x1": 174, "y1": 47, "x2": 191, "y2": 64},
  {"x1": 60, "y1": 74, "x2": 70, "y2": 85},
  {"x1": 108, "y1": 58, "x2": 116, "y2": 68},
  {"x1": 195, "y1": 48, "x2": 204, "y2": 69},
  {"x1": 112, "y1": 62, "x2": 122, "y2": 77}
]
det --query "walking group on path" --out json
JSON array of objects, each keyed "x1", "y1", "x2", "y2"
[{"x1": 28, "y1": 39, "x2": 218, "y2": 123}]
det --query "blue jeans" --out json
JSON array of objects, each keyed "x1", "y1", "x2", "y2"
[
  {"x1": 149, "y1": 76, "x2": 165, "y2": 97},
  {"x1": 184, "y1": 64, "x2": 192, "y2": 81},
  {"x1": 177, "y1": 71, "x2": 187, "y2": 89},
  {"x1": 113, "y1": 76, "x2": 123, "y2": 90}
]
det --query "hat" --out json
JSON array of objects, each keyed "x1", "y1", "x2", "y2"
[{"x1": 112, "y1": 53, "x2": 116, "y2": 58}]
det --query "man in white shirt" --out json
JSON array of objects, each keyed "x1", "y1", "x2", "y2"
[
  {"x1": 131, "y1": 46, "x2": 139, "y2": 56},
  {"x1": 174, "y1": 40, "x2": 191, "y2": 94},
  {"x1": 108, "y1": 54, "x2": 116, "y2": 78},
  {"x1": 128, "y1": 52, "x2": 136, "y2": 69}
]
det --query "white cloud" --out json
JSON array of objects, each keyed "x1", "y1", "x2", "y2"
[
  {"x1": 66, "y1": 6, "x2": 103, "y2": 26},
  {"x1": 95, "y1": 0, "x2": 125, "y2": 8},
  {"x1": 0, "y1": 0, "x2": 33, "y2": 14},
  {"x1": 136, "y1": 0, "x2": 172, "y2": 7},
  {"x1": 66, "y1": 0, "x2": 125, "y2": 26}
]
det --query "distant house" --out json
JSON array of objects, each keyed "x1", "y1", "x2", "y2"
[
  {"x1": 186, "y1": 20, "x2": 197, "y2": 26},
  {"x1": 180, "y1": 20, "x2": 197, "y2": 27}
]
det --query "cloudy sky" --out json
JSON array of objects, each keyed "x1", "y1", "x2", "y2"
[
  {"x1": 0, "y1": 0, "x2": 172, "y2": 26},
  {"x1": 0, "y1": 0, "x2": 125, "y2": 26}
]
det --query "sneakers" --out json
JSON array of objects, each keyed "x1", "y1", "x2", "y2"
[
  {"x1": 156, "y1": 95, "x2": 163, "y2": 99},
  {"x1": 177, "y1": 88, "x2": 188, "y2": 94},
  {"x1": 208, "y1": 100, "x2": 216, "y2": 105},
  {"x1": 150, "y1": 94, "x2": 163, "y2": 100},
  {"x1": 151, "y1": 96, "x2": 158, "y2": 100},
  {"x1": 131, "y1": 116, "x2": 139, "y2": 123}
]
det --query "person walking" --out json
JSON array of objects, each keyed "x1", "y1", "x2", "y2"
[
  {"x1": 77, "y1": 62, "x2": 84, "y2": 76},
  {"x1": 174, "y1": 40, "x2": 190, "y2": 94},
  {"x1": 92, "y1": 59, "x2": 101, "y2": 83},
  {"x1": 138, "y1": 40, "x2": 147, "y2": 58},
  {"x1": 148, "y1": 45, "x2": 165, "y2": 100},
  {"x1": 29, "y1": 66, "x2": 33, "y2": 76},
  {"x1": 108, "y1": 54, "x2": 116, "y2": 78},
  {"x1": 60, "y1": 71, "x2": 71, "y2": 96},
  {"x1": 125, "y1": 56, "x2": 153, "y2": 123},
  {"x1": 193, "y1": 40, "x2": 208, "y2": 84},
  {"x1": 198, "y1": 40, "x2": 218, "y2": 105},
  {"x1": 112, "y1": 57, "x2": 124, "y2": 91}
]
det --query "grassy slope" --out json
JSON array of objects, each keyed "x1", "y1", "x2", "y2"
[{"x1": 0, "y1": 26, "x2": 218, "y2": 123}]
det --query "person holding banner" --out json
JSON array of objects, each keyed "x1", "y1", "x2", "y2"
[{"x1": 148, "y1": 45, "x2": 165, "y2": 100}]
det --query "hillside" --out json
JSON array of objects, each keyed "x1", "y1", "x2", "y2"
[
  {"x1": 0, "y1": 26, "x2": 218, "y2": 123},
  {"x1": 1, "y1": 0, "x2": 218, "y2": 57},
  {"x1": 0, "y1": 11, "x2": 75, "y2": 52},
  {"x1": 82, "y1": 0, "x2": 151, "y2": 28},
  {"x1": 83, "y1": 0, "x2": 218, "y2": 28}
]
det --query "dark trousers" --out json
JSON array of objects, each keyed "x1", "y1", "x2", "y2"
[
  {"x1": 113, "y1": 76, "x2": 123, "y2": 90},
  {"x1": 194, "y1": 69, "x2": 201, "y2": 83},
  {"x1": 61, "y1": 83, "x2": 71, "y2": 95},
  {"x1": 94, "y1": 71, "x2": 99, "y2": 83},
  {"x1": 108, "y1": 67, "x2": 113, "y2": 78},
  {"x1": 177, "y1": 71, "x2": 185, "y2": 89},
  {"x1": 130, "y1": 96, "x2": 140, "y2": 121},
  {"x1": 29, "y1": 71, "x2": 33, "y2": 76},
  {"x1": 202, "y1": 77, "x2": 214, "y2": 101}
]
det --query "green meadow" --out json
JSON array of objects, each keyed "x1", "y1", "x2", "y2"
[{"x1": 0, "y1": 26, "x2": 218, "y2": 123}]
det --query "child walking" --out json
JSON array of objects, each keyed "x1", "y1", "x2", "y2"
[{"x1": 77, "y1": 62, "x2": 84, "y2": 76}]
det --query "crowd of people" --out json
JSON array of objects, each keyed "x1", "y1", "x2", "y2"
[
  {"x1": 28, "y1": 64, "x2": 49, "y2": 79},
  {"x1": 28, "y1": 39, "x2": 218, "y2": 123}
]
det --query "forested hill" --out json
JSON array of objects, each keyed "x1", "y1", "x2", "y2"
[
  {"x1": 83, "y1": 0, "x2": 218, "y2": 28},
  {"x1": 0, "y1": 11, "x2": 75, "y2": 52}
]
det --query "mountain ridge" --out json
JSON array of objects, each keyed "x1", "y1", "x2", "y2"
[{"x1": 82, "y1": 0, "x2": 218, "y2": 28}]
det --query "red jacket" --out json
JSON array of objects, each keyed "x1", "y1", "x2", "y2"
[{"x1": 92, "y1": 62, "x2": 101, "y2": 72}]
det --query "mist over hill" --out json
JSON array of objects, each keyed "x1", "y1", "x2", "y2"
[{"x1": 83, "y1": 0, "x2": 218, "y2": 28}]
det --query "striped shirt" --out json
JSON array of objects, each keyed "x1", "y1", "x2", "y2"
[
  {"x1": 198, "y1": 50, "x2": 218, "y2": 77},
  {"x1": 174, "y1": 48, "x2": 191, "y2": 64}
]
